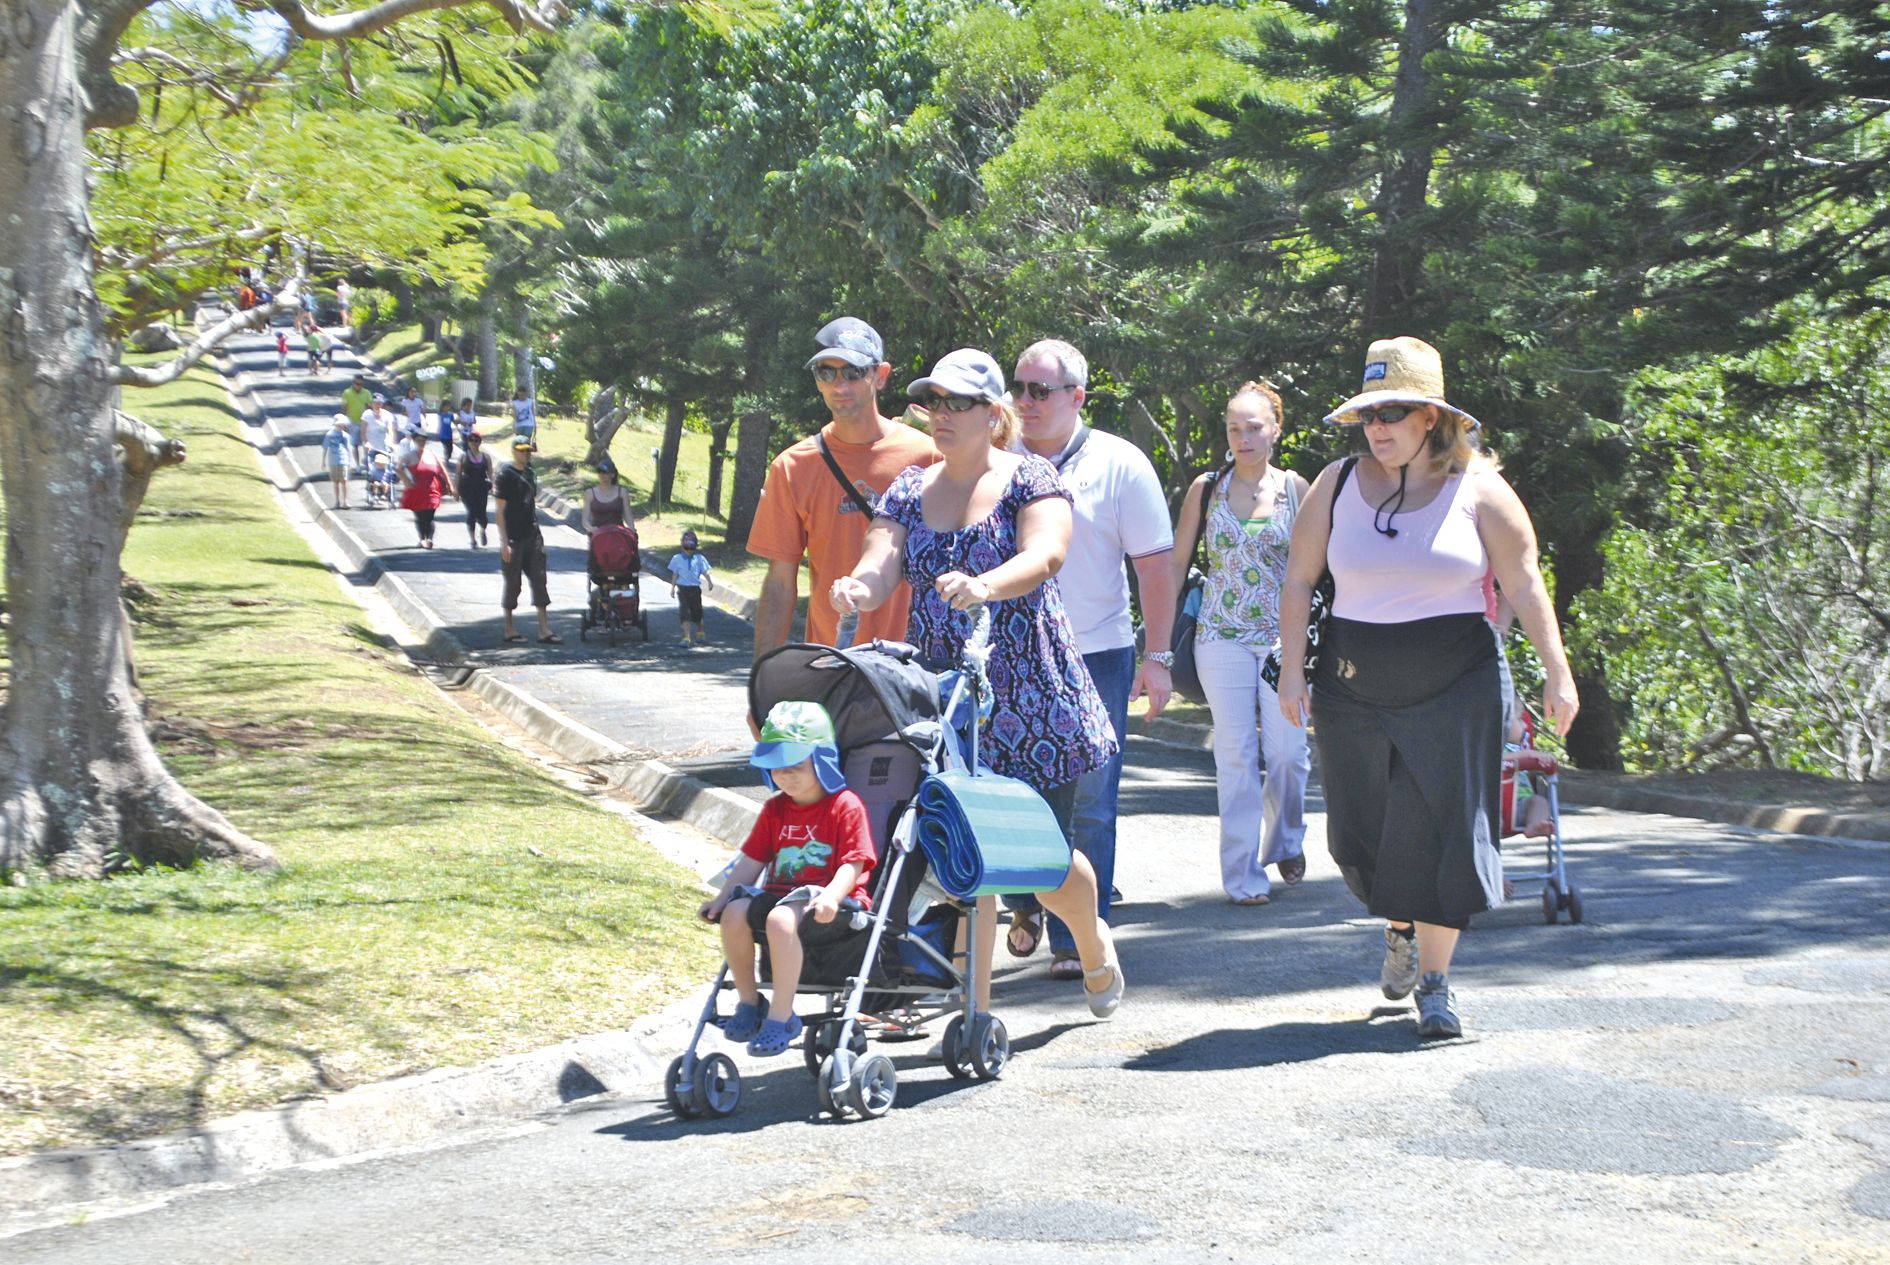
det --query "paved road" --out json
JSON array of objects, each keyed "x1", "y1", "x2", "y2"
[{"x1": 15, "y1": 341, "x2": 1886, "y2": 1261}]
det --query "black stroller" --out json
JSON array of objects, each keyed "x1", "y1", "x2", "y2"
[{"x1": 664, "y1": 620, "x2": 1020, "y2": 1122}]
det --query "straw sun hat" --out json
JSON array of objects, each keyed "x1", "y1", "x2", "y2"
[{"x1": 1323, "y1": 336, "x2": 1482, "y2": 430}]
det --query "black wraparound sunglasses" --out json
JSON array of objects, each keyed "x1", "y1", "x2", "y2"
[
  {"x1": 812, "y1": 363, "x2": 875, "y2": 383},
  {"x1": 919, "y1": 393, "x2": 983, "y2": 414}
]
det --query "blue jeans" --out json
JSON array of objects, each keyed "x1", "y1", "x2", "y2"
[{"x1": 1005, "y1": 644, "x2": 1134, "y2": 954}]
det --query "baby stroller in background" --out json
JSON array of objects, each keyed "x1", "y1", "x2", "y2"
[
  {"x1": 580, "y1": 523, "x2": 649, "y2": 643},
  {"x1": 1500, "y1": 710, "x2": 1582, "y2": 924},
  {"x1": 364, "y1": 451, "x2": 398, "y2": 509},
  {"x1": 666, "y1": 612, "x2": 1050, "y2": 1122}
]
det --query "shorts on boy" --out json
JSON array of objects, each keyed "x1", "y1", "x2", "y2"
[
  {"x1": 741, "y1": 889, "x2": 857, "y2": 948},
  {"x1": 676, "y1": 585, "x2": 704, "y2": 624},
  {"x1": 326, "y1": 461, "x2": 348, "y2": 482}
]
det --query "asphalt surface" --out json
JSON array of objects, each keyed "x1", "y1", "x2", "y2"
[{"x1": 12, "y1": 338, "x2": 1887, "y2": 1261}]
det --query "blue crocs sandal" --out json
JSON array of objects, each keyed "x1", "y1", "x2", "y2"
[
  {"x1": 746, "y1": 1015, "x2": 804, "y2": 1058},
  {"x1": 722, "y1": 1000, "x2": 763, "y2": 1044}
]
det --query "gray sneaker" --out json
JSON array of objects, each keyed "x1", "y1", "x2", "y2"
[
  {"x1": 1380, "y1": 926, "x2": 1419, "y2": 1000},
  {"x1": 1415, "y1": 972, "x2": 1462, "y2": 1039}
]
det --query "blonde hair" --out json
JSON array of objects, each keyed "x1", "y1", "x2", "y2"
[
  {"x1": 1424, "y1": 407, "x2": 1498, "y2": 476},
  {"x1": 989, "y1": 400, "x2": 1020, "y2": 451},
  {"x1": 1229, "y1": 379, "x2": 1284, "y2": 425}
]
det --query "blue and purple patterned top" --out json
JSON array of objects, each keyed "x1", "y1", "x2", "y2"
[{"x1": 879, "y1": 456, "x2": 1118, "y2": 791}]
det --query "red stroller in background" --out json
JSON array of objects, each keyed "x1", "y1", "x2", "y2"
[
  {"x1": 1501, "y1": 710, "x2": 1582, "y2": 924},
  {"x1": 579, "y1": 523, "x2": 649, "y2": 643}
]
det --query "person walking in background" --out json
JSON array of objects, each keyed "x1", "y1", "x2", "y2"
[
  {"x1": 511, "y1": 386, "x2": 537, "y2": 445},
  {"x1": 361, "y1": 393, "x2": 398, "y2": 465},
  {"x1": 1277, "y1": 337, "x2": 1579, "y2": 1040},
  {"x1": 1172, "y1": 380, "x2": 1312, "y2": 908},
  {"x1": 457, "y1": 431, "x2": 492, "y2": 549},
  {"x1": 434, "y1": 400, "x2": 458, "y2": 464},
  {"x1": 496, "y1": 437, "x2": 559, "y2": 644},
  {"x1": 668, "y1": 530, "x2": 715, "y2": 646},
  {"x1": 397, "y1": 423, "x2": 455, "y2": 550},
  {"x1": 305, "y1": 325, "x2": 324, "y2": 375},
  {"x1": 454, "y1": 396, "x2": 477, "y2": 452},
  {"x1": 402, "y1": 386, "x2": 425, "y2": 435},
  {"x1": 748, "y1": 317, "x2": 938, "y2": 659},
  {"x1": 322, "y1": 414, "x2": 354, "y2": 510},
  {"x1": 1002, "y1": 338, "x2": 1176, "y2": 978},
  {"x1": 275, "y1": 328, "x2": 290, "y2": 374},
  {"x1": 336, "y1": 278, "x2": 353, "y2": 327},
  {"x1": 340, "y1": 374, "x2": 372, "y2": 451},
  {"x1": 831, "y1": 348, "x2": 1125, "y2": 1019}
]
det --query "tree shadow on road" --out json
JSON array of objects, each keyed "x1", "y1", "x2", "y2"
[{"x1": 1124, "y1": 1016, "x2": 1434, "y2": 1072}]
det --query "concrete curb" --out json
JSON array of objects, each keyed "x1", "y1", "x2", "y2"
[
  {"x1": 1555, "y1": 770, "x2": 1890, "y2": 844},
  {"x1": 0, "y1": 1028, "x2": 659, "y2": 1234}
]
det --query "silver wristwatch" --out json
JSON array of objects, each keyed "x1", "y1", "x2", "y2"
[{"x1": 1145, "y1": 650, "x2": 1175, "y2": 668}]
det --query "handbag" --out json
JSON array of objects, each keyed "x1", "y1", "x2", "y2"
[
  {"x1": 1263, "y1": 457, "x2": 1357, "y2": 690},
  {"x1": 1168, "y1": 469, "x2": 1221, "y2": 705}
]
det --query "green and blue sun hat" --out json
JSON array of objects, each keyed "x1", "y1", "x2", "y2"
[{"x1": 750, "y1": 700, "x2": 847, "y2": 793}]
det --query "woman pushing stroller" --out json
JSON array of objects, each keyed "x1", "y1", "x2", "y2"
[{"x1": 830, "y1": 348, "x2": 1125, "y2": 1019}]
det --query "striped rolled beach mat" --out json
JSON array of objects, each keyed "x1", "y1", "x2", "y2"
[{"x1": 914, "y1": 769, "x2": 1072, "y2": 899}]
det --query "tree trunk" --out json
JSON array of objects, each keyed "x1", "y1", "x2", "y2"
[
  {"x1": 657, "y1": 390, "x2": 686, "y2": 506},
  {"x1": 0, "y1": 3, "x2": 276, "y2": 879},
  {"x1": 477, "y1": 301, "x2": 500, "y2": 401},
  {"x1": 1368, "y1": 0, "x2": 1441, "y2": 330},
  {"x1": 726, "y1": 409, "x2": 776, "y2": 548},
  {"x1": 512, "y1": 312, "x2": 536, "y2": 400},
  {"x1": 705, "y1": 400, "x2": 734, "y2": 520}
]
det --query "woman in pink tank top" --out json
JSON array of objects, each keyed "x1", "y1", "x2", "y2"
[{"x1": 1273, "y1": 337, "x2": 1580, "y2": 1041}]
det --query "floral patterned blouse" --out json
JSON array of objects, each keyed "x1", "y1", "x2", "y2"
[
  {"x1": 879, "y1": 455, "x2": 1118, "y2": 791},
  {"x1": 1199, "y1": 468, "x2": 1297, "y2": 648}
]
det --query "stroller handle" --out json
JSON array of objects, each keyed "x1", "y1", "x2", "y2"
[{"x1": 938, "y1": 604, "x2": 995, "y2": 774}]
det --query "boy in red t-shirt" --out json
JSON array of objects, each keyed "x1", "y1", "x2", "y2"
[{"x1": 699, "y1": 701, "x2": 877, "y2": 1057}]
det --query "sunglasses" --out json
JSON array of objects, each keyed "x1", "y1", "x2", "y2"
[
  {"x1": 1009, "y1": 380, "x2": 1078, "y2": 402},
  {"x1": 1350, "y1": 404, "x2": 1421, "y2": 427},
  {"x1": 919, "y1": 393, "x2": 983, "y2": 414},
  {"x1": 812, "y1": 363, "x2": 875, "y2": 384}
]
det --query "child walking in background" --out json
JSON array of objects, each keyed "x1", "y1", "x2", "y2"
[
  {"x1": 667, "y1": 529, "x2": 714, "y2": 645},
  {"x1": 275, "y1": 328, "x2": 290, "y2": 374},
  {"x1": 697, "y1": 702, "x2": 877, "y2": 1057},
  {"x1": 322, "y1": 414, "x2": 354, "y2": 509}
]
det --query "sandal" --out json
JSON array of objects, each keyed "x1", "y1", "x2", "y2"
[
  {"x1": 746, "y1": 1014, "x2": 804, "y2": 1058},
  {"x1": 722, "y1": 1000, "x2": 762, "y2": 1044},
  {"x1": 538, "y1": 632, "x2": 564, "y2": 644},
  {"x1": 503, "y1": 632, "x2": 528, "y2": 643},
  {"x1": 1005, "y1": 908, "x2": 1044, "y2": 958},
  {"x1": 1048, "y1": 950, "x2": 1084, "y2": 982},
  {"x1": 1279, "y1": 853, "x2": 1307, "y2": 885},
  {"x1": 1230, "y1": 893, "x2": 1271, "y2": 907}
]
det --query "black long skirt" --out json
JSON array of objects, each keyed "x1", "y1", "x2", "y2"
[{"x1": 1310, "y1": 613, "x2": 1503, "y2": 930}]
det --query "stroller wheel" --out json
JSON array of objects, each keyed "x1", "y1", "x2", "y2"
[
  {"x1": 847, "y1": 1053, "x2": 898, "y2": 1119},
  {"x1": 664, "y1": 1055, "x2": 702, "y2": 1118},
  {"x1": 1540, "y1": 884, "x2": 1559, "y2": 926},
  {"x1": 940, "y1": 1015, "x2": 974, "y2": 1080},
  {"x1": 1566, "y1": 884, "x2": 1585, "y2": 924},
  {"x1": 817, "y1": 1051, "x2": 855, "y2": 1120},
  {"x1": 691, "y1": 1052, "x2": 741, "y2": 1118},
  {"x1": 969, "y1": 1013, "x2": 1009, "y2": 1081}
]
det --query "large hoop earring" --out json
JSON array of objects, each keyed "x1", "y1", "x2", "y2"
[{"x1": 1224, "y1": 449, "x2": 1233, "y2": 463}]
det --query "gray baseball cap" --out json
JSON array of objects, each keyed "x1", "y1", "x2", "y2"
[
  {"x1": 803, "y1": 317, "x2": 884, "y2": 370},
  {"x1": 906, "y1": 348, "x2": 1010, "y2": 404}
]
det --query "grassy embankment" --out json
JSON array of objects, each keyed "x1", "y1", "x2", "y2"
[{"x1": 0, "y1": 362, "x2": 718, "y2": 1155}]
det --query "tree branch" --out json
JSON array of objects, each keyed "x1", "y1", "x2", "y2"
[
  {"x1": 111, "y1": 282, "x2": 303, "y2": 388},
  {"x1": 265, "y1": 0, "x2": 566, "y2": 41}
]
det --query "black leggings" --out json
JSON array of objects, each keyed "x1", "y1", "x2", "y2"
[
  {"x1": 462, "y1": 490, "x2": 489, "y2": 532},
  {"x1": 413, "y1": 509, "x2": 436, "y2": 543}
]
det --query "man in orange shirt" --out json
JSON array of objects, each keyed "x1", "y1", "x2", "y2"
[{"x1": 747, "y1": 317, "x2": 938, "y2": 657}]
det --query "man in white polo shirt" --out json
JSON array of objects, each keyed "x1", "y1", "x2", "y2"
[{"x1": 1006, "y1": 338, "x2": 1176, "y2": 980}]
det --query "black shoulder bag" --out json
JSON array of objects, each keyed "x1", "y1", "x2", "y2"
[
  {"x1": 1168, "y1": 469, "x2": 1222, "y2": 705},
  {"x1": 1263, "y1": 457, "x2": 1357, "y2": 690}
]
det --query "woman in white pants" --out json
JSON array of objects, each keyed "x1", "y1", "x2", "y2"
[{"x1": 1172, "y1": 381, "x2": 1312, "y2": 905}]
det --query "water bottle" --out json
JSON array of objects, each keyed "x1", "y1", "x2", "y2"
[{"x1": 836, "y1": 607, "x2": 860, "y2": 650}]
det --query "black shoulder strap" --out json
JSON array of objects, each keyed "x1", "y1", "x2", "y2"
[
  {"x1": 1049, "y1": 425, "x2": 1091, "y2": 473},
  {"x1": 1331, "y1": 457, "x2": 1358, "y2": 529},
  {"x1": 1192, "y1": 468, "x2": 1223, "y2": 572},
  {"x1": 816, "y1": 432, "x2": 877, "y2": 518}
]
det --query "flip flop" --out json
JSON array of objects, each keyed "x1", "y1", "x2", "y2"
[
  {"x1": 503, "y1": 632, "x2": 528, "y2": 643},
  {"x1": 1279, "y1": 853, "x2": 1307, "y2": 885},
  {"x1": 1048, "y1": 951, "x2": 1084, "y2": 982},
  {"x1": 538, "y1": 633, "x2": 563, "y2": 644},
  {"x1": 1005, "y1": 908, "x2": 1044, "y2": 958}
]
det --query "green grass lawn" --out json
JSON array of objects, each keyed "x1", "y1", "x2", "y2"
[{"x1": 0, "y1": 365, "x2": 719, "y2": 1155}]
